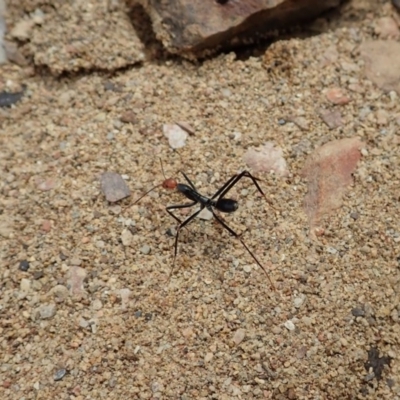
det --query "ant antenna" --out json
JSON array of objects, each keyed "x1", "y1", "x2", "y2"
[{"x1": 132, "y1": 158, "x2": 178, "y2": 205}]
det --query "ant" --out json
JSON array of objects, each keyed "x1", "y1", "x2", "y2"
[{"x1": 133, "y1": 160, "x2": 275, "y2": 289}]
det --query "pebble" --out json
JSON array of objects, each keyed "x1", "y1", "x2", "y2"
[
  {"x1": 284, "y1": 320, "x2": 295, "y2": 331},
  {"x1": 54, "y1": 368, "x2": 67, "y2": 381},
  {"x1": 20, "y1": 278, "x2": 31, "y2": 292},
  {"x1": 293, "y1": 294, "x2": 306, "y2": 309},
  {"x1": 118, "y1": 288, "x2": 131, "y2": 308},
  {"x1": 140, "y1": 245, "x2": 151, "y2": 255},
  {"x1": 79, "y1": 317, "x2": 89, "y2": 329},
  {"x1": 242, "y1": 265, "x2": 252, "y2": 273},
  {"x1": 204, "y1": 352, "x2": 214, "y2": 363},
  {"x1": 19, "y1": 260, "x2": 30, "y2": 271},
  {"x1": 350, "y1": 212, "x2": 359, "y2": 220},
  {"x1": 325, "y1": 88, "x2": 351, "y2": 105},
  {"x1": 163, "y1": 123, "x2": 188, "y2": 149},
  {"x1": 100, "y1": 171, "x2": 131, "y2": 203},
  {"x1": 121, "y1": 228, "x2": 133, "y2": 246},
  {"x1": 33, "y1": 271, "x2": 44, "y2": 280},
  {"x1": 92, "y1": 299, "x2": 103, "y2": 310},
  {"x1": 36, "y1": 303, "x2": 57, "y2": 320},
  {"x1": 51, "y1": 285, "x2": 69, "y2": 302},
  {"x1": 326, "y1": 246, "x2": 337, "y2": 254},
  {"x1": 233, "y1": 328, "x2": 246, "y2": 345},
  {"x1": 318, "y1": 108, "x2": 343, "y2": 129},
  {"x1": 198, "y1": 208, "x2": 213, "y2": 220}
]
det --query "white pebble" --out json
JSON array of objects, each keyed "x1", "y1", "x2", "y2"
[
  {"x1": 140, "y1": 245, "x2": 151, "y2": 255},
  {"x1": 163, "y1": 124, "x2": 188, "y2": 149},
  {"x1": 233, "y1": 328, "x2": 246, "y2": 345},
  {"x1": 242, "y1": 265, "x2": 252, "y2": 273},
  {"x1": 121, "y1": 229, "x2": 133, "y2": 246},
  {"x1": 284, "y1": 320, "x2": 295, "y2": 331},
  {"x1": 293, "y1": 294, "x2": 306, "y2": 309},
  {"x1": 20, "y1": 278, "x2": 31, "y2": 292}
]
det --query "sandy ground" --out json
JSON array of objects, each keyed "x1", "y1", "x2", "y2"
[{"x1": 1, "y1": 1, "x2": 400, "y2": 399}]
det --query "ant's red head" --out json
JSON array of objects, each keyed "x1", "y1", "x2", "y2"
[{"x1": 162, "y1": 178, "x2": 178, "y2": 190}]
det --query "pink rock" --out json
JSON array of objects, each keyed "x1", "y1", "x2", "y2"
[
  {"x1": 325, "y1": 88, "x2": 351, "y2": 105},
  {"x1": 243, "y1": 142, "x2": 288, "y2": 177},
  {"x1": 67, "y1": 266, "x2": 87, "y2": 298},
  {"x1": 301, "y1": 137, "x2": 363, "y2": 233},
  {"x1": 41, "y1": 220, "x2": 52, "y2": 232}
]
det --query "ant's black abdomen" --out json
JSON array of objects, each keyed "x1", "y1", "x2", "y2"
[{"x1": 215, "y1": 198, "x2": 238, "y2": 213}]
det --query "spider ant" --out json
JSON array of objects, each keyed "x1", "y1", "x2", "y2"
[{"x1": 133, "y1": 161, "x2": 275, "y2": 289}]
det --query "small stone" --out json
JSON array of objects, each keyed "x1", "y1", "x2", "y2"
[
  {"x1": 289, "y1": 116, "x2": 309, "y2": 131},
  {"x1": 67, "y1": 266, "x2": 87, "y2": 297},
  {"x1": 163, "y1": 124, "x2": 188, "y2": 149},
  {"x1": 92, "y1": 299, "x2": 103, "y2": 310},
  {"x1": 50, "y1": 285, "x2": 69, "y2": 303},
  {"x1": 54, "y1": 368, "x2": 67, "y2": 381},
  {"x1": 242, "y1": 265, "x2": 252, "y2": 273},
  {"x1": 198, "y1": 208, "x2": 213, "y2": 220},
  {"x1": 33, "y1": 271, "x2": 44, "y2": 280},
  {"x1": 293, "y1": 294, "x2": 306, "y2": 308},
  {"x1": 233, "y1": 328, "x2": 246, "y2": 345},
  {"x1": 325, "y1": 88, "x2": 351, "y2": 105},
  {"x1": 79, "y1": 317, "x2": 89, "y2": 329},
  {"x1": 37, "y1": 178, "x2": 57, "y2": 191},
  {"x1": 120, "y1": 111, "x2": 138, "y2": 124},
  {"x1": 121, "y1": 229, "x2": 133, "y2": 246},
  {"x1": 69, "y1": 257, "x2": 82, "y2": 266},
  {"x1": 318, "y1": 108, "x2": 343, "y2": 129},
  {"x1": 350, "y1": 212, "x2": 359, "y2": 220},
  {"x1": 181, "y1": 327, "x2": 194, "y2": 338},
  {"x1": 140, "y1": 245, "x2": 151, "y2": 255},
  {"x1": 41, "y1": 220, "x2": 52, "y2": 232},
  {"x1": 284, "y1": 320, "x2": 295, "y2": 331},
  {"x1": 37, "y1": 303, "x2": 57, "y2": 320},
  {"x1": 296, "y1": 346, "x2": 307, "y2": 359},
  {"x1": 19, "y1": 260, "x2": 30, "y2": 271},
  {"x1": 118, "y1": 288, "x2": 131, "y2": 309},
  {"x1": 20, "y1": 278, "x2": 31, "y2": 292},
  {"x1": 134, "y1": 310, "x2": 142, "y2": 318},
  {"x1": 204, "y1": 352, "x2": 214, "y2": 363},
  {"x1": 100, "y1": 171, "x2": 131, "y2": 203}
]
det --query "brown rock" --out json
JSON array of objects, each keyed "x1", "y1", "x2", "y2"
[
  {"x1": 135, "y1": 0, "x2": 342, "y2": 57},
  {"x1": 317, "y1": 108, "x2": 343, "y2": 129}
]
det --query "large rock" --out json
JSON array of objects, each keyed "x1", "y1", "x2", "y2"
[{"x1": 134, "y1": 0, "x2": 342, "y2": 58}]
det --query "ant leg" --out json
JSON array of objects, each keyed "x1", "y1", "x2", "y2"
[
  {"x1": 211, "y1": 170, "x2": 265, "y2": 200},
  {"x1": 180, "y1": 171, "x2": 197, "y2": 190},
  {"x1": 211, "y1": 171, "x2": 275, "y2": 209},
  {"x1": 165, "y1": 204, "x2": 204, "y2": 280},
  {"x1": 166, "y1": 202, "x2": 197, "y2": 224},
  {"x1": 211, "y1": 210, "x2": 275, "y2": 289}
]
